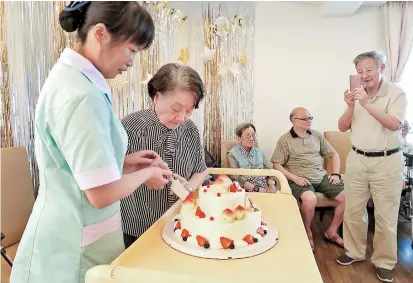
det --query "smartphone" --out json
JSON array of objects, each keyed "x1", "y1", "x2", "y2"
[{"x1": 350, "y1": 75, "x2": 362, "y2": 91}]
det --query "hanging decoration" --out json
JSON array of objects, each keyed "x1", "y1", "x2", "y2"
[
  {"x1": 239, "y1": 52, "x2": 247, "y2": 66},
  {"x1": 212, "y1": 16, "x2": 231, "y2": 38},
  {"x1": 177, "y1": 48, "x2": 190, "y2": 65},
  {"x1": 154, "y1": 1, "x2": 188, "y2": 27},
  {"x1": 231, "y1": 14, "x2": 247, "y2": 32},
  {"x1": 229, "y1": 62, "x2": 241, "y2": 77},
  {"x1": 201, "y1": 46, "x2": 216, "y2": 62}
]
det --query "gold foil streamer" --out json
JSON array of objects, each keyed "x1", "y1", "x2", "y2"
[
  {"x1": 5, "y1": 1, "x2": 55, "y2": 196},
  {"x1": 203, "y1": 2, "x2": 222, "y2": 166},
  {"x1": 219, "y1": 4, "x2": 255, "y2": 143},
  {"x1": 202, "y1": 2, "x2": 254, "y2": 165},
  {"x1": 0, "y1": 1, "x2": 13, "y2": 148},
  {"x1": 53, "y1": 1, "x2": 77, "y2": 62}
]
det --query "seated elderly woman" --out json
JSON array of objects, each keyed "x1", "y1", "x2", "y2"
[{"x1": 227, "y1": 123, "x2": 277, "y2": 193}]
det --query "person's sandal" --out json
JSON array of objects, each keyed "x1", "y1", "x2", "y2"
[{"x1": 324, "y1": 233, "x2": 344, "y2": 248}]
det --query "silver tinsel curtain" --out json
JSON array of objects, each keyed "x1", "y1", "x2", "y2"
[{"x1": 0, "y1": 1, "x2": 255, "y2": 195}]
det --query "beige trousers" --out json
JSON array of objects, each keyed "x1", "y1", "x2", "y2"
[{"x1": 343, "y1": 150, "x2": 403, "y2": 269}]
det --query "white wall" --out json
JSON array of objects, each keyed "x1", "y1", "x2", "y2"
[{"x1": 254, "y1": 2, "x2": 384, "y2": 159}]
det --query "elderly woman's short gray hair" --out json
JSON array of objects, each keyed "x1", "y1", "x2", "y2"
[
  {"x1": 353, "y1": 51, "x2": 386, "y2": 67},
  {"x1": 235, "y1": 123, "x2": 256, "y2": 137},
  {"x1": 147, "y1": 63, "x2": 204, "y2": 109}
]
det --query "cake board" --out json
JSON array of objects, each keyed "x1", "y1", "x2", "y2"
[{"x1": 161, "y1": 214, "x2": 279, "y2": 260}]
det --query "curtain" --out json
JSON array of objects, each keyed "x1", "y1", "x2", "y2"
[{"x1": 382, "y1": 1, "x2": 413, "y2": 82}]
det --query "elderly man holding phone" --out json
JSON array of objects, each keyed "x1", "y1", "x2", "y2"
[{"x1": 337, "y1": 51, "x2": 407, "y2": 283}]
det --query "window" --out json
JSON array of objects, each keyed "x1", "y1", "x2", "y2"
[{"x1": 400, "y1": 51, "x2": 413, "y2": 143}]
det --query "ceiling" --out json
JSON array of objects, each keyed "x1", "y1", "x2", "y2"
[{"x1": 295, "y1": 1, "x2": 387, "y2": 17}]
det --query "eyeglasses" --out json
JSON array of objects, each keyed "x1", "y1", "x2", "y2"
[
  {"x1": 294, "y1": 116, "x2": 313, "y2": 121},
  {"x1": 243, "y1": 134, "x2": 257, "y2": 140}
]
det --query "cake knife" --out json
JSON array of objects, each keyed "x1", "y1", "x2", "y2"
[{"x1": 170, "y1": 179, "x2": 191, "y2": 200}]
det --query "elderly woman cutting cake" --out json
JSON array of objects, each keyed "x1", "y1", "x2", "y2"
[
  {"x1": 227, "y1": 123, "x2": 277, "y2": 193},
  {"x1": 121, "y1": 63, "x2": 208, "y2": 248}
]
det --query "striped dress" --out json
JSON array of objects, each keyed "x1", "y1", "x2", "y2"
[{"x1": 120, "y1": 109, "x2": 207, "y2": 238}]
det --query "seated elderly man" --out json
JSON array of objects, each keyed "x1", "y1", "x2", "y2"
[{"x1": 272, "y1": 107, "x2": 345, "y2": 252}]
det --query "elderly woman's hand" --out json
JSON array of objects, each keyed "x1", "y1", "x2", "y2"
[
  {"x1": 258, "y1": 187, "x2": 268, "y2": 193},
  {"x1": 173, "y1": 173, "x2": 194, "y2": 193},
  {"x1": 150, "y1": 157, "x2": 170, "y2": 171},
  {"x1": 145, "y1": 167, "x2": 173, "y2": 190},
  {"x1": 123, "y1": 150, "x2": 161, "y2": 174},
  {"x1": 268, "y1": 184, "x2": 278, "y2": 193}
]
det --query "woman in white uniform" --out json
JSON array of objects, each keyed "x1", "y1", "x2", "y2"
[{"x1": 10, "y1": 2, "x2": 172, "y2": 283}]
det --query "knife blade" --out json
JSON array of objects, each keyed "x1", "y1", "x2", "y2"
[{"x1": 170, "y1": 179, "x2": 190, "y2": 200}]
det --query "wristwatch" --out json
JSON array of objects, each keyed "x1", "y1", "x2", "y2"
[{"x1": 331, "y1": 173, "x2": 341, "y2": 180}]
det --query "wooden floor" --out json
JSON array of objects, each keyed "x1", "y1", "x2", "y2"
[{"x1": 312, "y1": 210, "x2": 413, "y2": 283}]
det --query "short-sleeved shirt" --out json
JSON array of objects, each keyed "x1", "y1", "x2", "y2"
[
  {"x1": 10, "y1": 48, "x2": 127, "y2": 283},
  {"x1": 120, "y1": 109, "x2": 207, "y2": 238},
  {"x1": 350, "y1": 80, "x2": 407, "y2": 151},
  {"x1": 271, "y1": 128, "x2": 336, "y2": 184}
]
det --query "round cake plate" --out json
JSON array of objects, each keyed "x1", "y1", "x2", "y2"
[{"x1": 161, "y1": 214, "x2": 279, "y2": 260}]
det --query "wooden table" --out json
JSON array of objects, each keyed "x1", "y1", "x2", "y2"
[{"x1": 85, "y1": 191, "x2": 323, "y2": 283}]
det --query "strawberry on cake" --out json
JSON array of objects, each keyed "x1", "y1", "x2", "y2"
[{"x1": 173, "y1": 175, "x2": 268, "y2": 250}]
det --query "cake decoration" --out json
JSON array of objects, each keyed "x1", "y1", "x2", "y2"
[
  {"x1": 234, "y1": 205, "x2": 246, "y2": 220},
  {"x1": 195, "y1": 207, "x2": 206, "y2": 218},
  {"x1": 242, "y1": 235, "x2": 255, "y2": 245},
  {"x1": 182, "y1": 194, "x2": 195, "y2": 210},
  {"x1": 229, "y1": 183, "x2": 238, "y2": 192},
  {"x1": 220, "y1": 237, "x2": 235, "y2": 249},
  {"x1": 181, "y1": 229, "x2": 190, "y2": 241},
  {"x1": 220, "y1": 208, "x2": 235, "y2": 224},
  {"x1": 257, "y1": 227, "x2": 265, "y2": 237}
]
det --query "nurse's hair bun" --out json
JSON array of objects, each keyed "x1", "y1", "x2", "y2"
[{"x1": 59, "y1": 1, "x2": 90, "y2": 32}]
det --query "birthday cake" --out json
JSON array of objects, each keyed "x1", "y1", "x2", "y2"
[{"x1": 173, "y1": 175, "x2": 268, "y2": 250}]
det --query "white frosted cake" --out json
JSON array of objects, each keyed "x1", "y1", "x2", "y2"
[{"x1": 173, "y1": 175, "x2": 268, "y2": 250}]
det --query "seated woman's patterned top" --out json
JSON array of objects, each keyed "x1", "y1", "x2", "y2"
[{"x1": 227, "y1": 144, "x2": 275, "y2": 192}]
